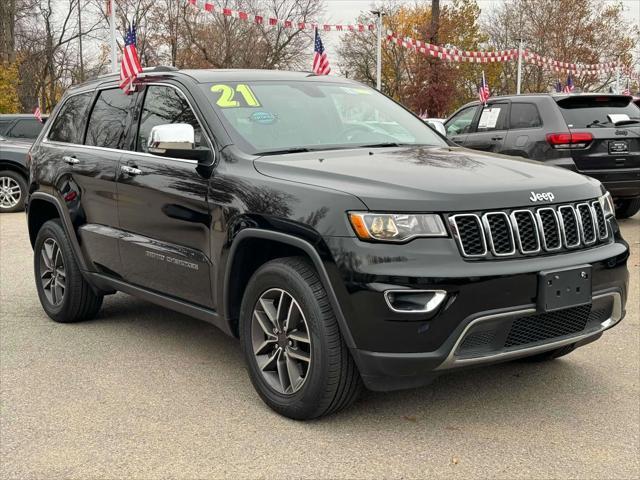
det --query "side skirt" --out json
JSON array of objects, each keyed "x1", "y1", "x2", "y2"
[{"x1": 84, "y1": 271, "x2": 232, "y2": 335}]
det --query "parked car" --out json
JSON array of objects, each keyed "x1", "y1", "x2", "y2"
[
  {"x1": 423, "y1": 118, "x2": 446, "y2": 136},
  {"x1": 26, "y1": 68, "x2": 629, "y2": 419},
  {"x1": 0, "y1": 114, "x2": 47, "y2": 141},
  {"x1": 445, "y1": 94, "x2": 640, "y2": 218},
  {"x1": 0, "y1": 134, "x2": 31, "y2": 212}
]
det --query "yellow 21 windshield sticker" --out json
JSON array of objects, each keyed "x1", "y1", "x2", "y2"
[{"x1": 210, "y1": 84, "x2": 261, "y2": 108}]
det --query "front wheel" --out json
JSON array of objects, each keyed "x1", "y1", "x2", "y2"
[
  {"x1": 34, "y1": 219, "x2": 103, "y2": 323},
  {"x1": 239, "y1": 257, "x2": 361, "y2": 420}
]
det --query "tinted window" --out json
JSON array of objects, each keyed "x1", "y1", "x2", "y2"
[
  {"x1": 446, "y1": 106, "x2": 478, "y2": 136},
  {"x1": 7, "y1": 119, "x2": 44, "y2": 139},
  {"x1": 0, "y1": 120, "x2": 12, "y2": 135},
  {"x1": 86, "y1": 88, "x2": 136, "y2": 149},
  {"x1": 557, "y1": 96, "x2": 640, "y2": 128},
  {"x1": 48, "y1": 93, "x2": 93, "y2": 143},
  {"x1": 476, "y1": 104, "x2": 509, "y2": 132},
  {"x1": 137, "y1": 86, "x2": 206, "y2": 153},
  {"x1": 509, "y1": 103, "x2": 542, "y2": 129}
]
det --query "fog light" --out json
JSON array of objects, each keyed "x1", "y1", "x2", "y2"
[{"x1": 384, "y1": 290, "x2": 447, "y2": 313}]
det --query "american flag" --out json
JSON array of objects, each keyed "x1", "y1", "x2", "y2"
[
  {"x1": 33, "y1": 106, "x2": 42, "y2": 123},
  {"x1": 478, "y1": 71, "x2": 490, "y2": 104},
  {"x1": 119, "y1": 25, "x2": 142, "y2": 93},
  {"x1": 312, "y1": 29, "x2": 331, "y2": 75},
  {"x1": 563, "y1": 74, "x2": 574, "y2": 93},
  {"x1": 622, "y1": 79, "x2": 631, "y2": 95}
]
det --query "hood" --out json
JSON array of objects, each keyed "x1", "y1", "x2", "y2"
[{"x1": 254, "y1": 146, "x2": 603, "y2": 212}]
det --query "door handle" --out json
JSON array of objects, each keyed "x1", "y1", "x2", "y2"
[
  {"x1": 121, "y1": 165, "x2": 142, "y2": 176},
  {"x1": 62, "y1": 155, "x2": 79, "y2": 165},
  {"x1": 491, "y1": 136, "x2": 503, "y2": 141}
]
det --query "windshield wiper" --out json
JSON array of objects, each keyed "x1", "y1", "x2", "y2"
[
  {"x1": 613, "y1": 119, "x2": 640, "y2": 126},
  {"x1": 357, "y1": 142, "x2": 406, "y2": 148},
  {"x1": 255, "y1": 147, "x2": 313, "y2": 156},
  {"x1": 584, "y1": 120, "x2": 609, "y2": 128}
]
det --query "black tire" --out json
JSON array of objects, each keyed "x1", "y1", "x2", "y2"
[
  {"x1": 34, "y1": 219, "x2": 103, "y2": 323},
  {"x1": 517, "y1": 343, "x2": 576, "y2": 362},
  {"x1": 615, "y1": 198, "x2": 640, "y2": 219},
  {"x1": 239, "y1": 257, "x2": 362, "y2": 420},
  {"x1": 0, "y1": 170, "x2": 27, "y2": 213}
]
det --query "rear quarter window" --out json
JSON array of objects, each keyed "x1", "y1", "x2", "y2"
[
  {"x1": 48, "y1": 92, "x2": 94, "y2": 143},
  {"x1": 509, "y1": 103, "x2": 542, "y2": 129},
  {"x1": 557, "y1": 96, "x2": 640, "y2": 128}
]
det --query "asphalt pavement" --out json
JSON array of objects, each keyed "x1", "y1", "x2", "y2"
[{"x1": 1, "y1": 212, "x2": 638, "y2": 479}]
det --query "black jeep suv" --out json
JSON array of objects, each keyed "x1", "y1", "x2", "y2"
[
  {"x1": 445, "y1": 94, "x2": 640, "y2": 218},
  {"x1": 27, "y1": 68, "x2": 629, "y2": 419}
]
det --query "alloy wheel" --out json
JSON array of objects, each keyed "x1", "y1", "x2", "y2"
[
  {"x1": 0, "y1": 176, "x2": 21, "y2": 209},
  {"x1": 39, "y1": 238, "x2": 66, "y2": 306},
  {"x1": 251, "y1": 288, "x2": 311, "y2": 395}
]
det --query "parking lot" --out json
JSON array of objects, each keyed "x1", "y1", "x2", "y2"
[{"x1": 0, "y1": 211, "x2": 638, "y2": 479}]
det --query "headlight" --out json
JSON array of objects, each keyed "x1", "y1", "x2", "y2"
[
  {"x1": 348, "y1": 212, "x2": 447, "y2": 242},
  {"x1": 599, "y1": 192, "x2": 615, "y2": 218}
]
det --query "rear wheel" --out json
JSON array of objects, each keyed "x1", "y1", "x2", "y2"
[
  {"x1": 0, "y1": 170, "x2": 26, "y2": 213},
  {"x1": 34, "y1": 219, "x2": 103, "y2": 323},
  {"x1": 615, "y1": 198, "x2": 640, "y2": 219},
  {"x1": 240, "y1": 257, "x2": 361, "y2": 420}
]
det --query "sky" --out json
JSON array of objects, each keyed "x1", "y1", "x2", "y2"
[{"x1": 320, "y1": 0, "x2": 640, "y2": 69}]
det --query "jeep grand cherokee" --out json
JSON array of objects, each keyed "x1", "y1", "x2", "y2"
[{"x1": 26, "y1": 68, "x2": 629, "y2": 419}]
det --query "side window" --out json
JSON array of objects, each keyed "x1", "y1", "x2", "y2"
[
  {"x1": 7, "y1": 119, "x2": 44, "y2": 139},
  {"x1": 509, "y1": 103, "x2": 542, "y2": 129},
  {"x1": 476, "y1": 104, "x2": 509, "y2": 132},
  {"x1": 85, "y1": 88, "x2": 136, "y2": 149},
  {"x1": 0, "y1": 120, "x2": 12, "y2": 135},
  {"x1": 48, "y1": 92, "x2": 94, "y2": 143},
  {"x1": 446, "y1": 107, "x2": 478, "y2": 136},
  {"x1": 137, "y1": 85, "x2": 206, "y2": 153}
]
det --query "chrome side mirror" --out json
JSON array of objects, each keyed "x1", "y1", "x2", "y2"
[{"x1": 148, "y1": 123, "x2": 195, "y2": 154}]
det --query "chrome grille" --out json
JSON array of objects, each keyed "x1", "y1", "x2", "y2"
[{"x1": 450, "y1": 199, "x2": 610, "y2": 259}]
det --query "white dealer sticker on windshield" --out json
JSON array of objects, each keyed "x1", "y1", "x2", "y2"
[{"x1": 478, "y1": 107, "x2": 501, "y2": 129}]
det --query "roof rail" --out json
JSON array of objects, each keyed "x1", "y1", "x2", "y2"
[{"x1": 96, "y1": 65, "x2": 178, "y2": 80}]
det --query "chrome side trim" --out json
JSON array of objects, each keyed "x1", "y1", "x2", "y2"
[
  {"x1": 557, "y1": 205, "x2": 581, "y2": 249},
  {"x1": 576, "y1": 202, "x2": 597, "y2": 245},
  {"x1": 482, "y1": 212, "x2": 516, "y2": 256},
  {"x1": 510, "y1": 209, "x2": 541, "y2": 254},
  {"x1": 435, "y1": 291, "x2": 622, "y2": 370},
  {"x1": 449, "y1": 214, "x2": 487, "y2": 258},
  {"x1": 383, "y1": 289, "x2": 447, "y2": 314},
  {"x1": 535, "y1": 207, "x2": 562, "y2": 252}
]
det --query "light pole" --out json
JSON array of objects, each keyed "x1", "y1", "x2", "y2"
[
  {"x1": 371, "y1": 9, "x2": 385, "y2": 91},
  {"x1": 516, "y1": 37, "x2": 523, "y2": 95}
]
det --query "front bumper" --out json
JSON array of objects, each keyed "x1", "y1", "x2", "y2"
[{"x1": 323, "y1": 224, "x2": 629, "y2": 392}]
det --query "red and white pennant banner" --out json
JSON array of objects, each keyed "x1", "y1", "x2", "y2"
[
  {"x1": 522, "y1": 51, "x2": 617, "y2": 75},
  {"x1": 186, "y1": 0, "x2": 375, "y2": 32},
  {"x1": 386, "y1": 31, "x2": 518, "y2": 63}
]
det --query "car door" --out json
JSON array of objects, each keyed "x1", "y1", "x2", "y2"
[
  {"x1": 445, "y1": 105, "x2": 480, "y2": 145},
  {"x1": 464, "y1": 102, "x2": 510, "y2": 152},
  {"x1": 42, "y1": 89, "x2": 124, "y2": 275},
  {"x1": 117, "y1": 83, "x2": 214, "y2": 308}
]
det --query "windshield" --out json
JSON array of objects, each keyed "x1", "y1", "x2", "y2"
[
  {"x1": 557, "y1": 96, "x2": 640, "y2": 128},
  {"x1": 201, "y1": 81, "x2": 446, "y2": 154}
]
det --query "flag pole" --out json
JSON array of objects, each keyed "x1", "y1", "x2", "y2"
[
  {"x1": 110, "y1": 0, "x2": 117, "y2": 73},
  {"x1": 371, "y1": 9, "x2": 384, "y2": 91},
  {"x1": 516, "y1": 37, "x2": 523, "y2": 95}
]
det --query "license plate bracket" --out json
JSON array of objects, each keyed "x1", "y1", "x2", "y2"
[
  {"x1": 537, "y1": 265, "x2": 592, "y2": 312},
  {"x1": 609, "y1": 140, "x2": 628, "y2": 154}
]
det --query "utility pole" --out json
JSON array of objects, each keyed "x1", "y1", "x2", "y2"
[
  {"x1": 516, "y1": 37, "x2": 523, "y2": 95},
  {"x1": 371, "y1": 9, "x2": 385, "y2": 91},
  {"x1": 109, "y1": 0, "x2": 117, "y2": 72},
  {"x1": 77, "y1": 0, "x2": 84, "y2": 82}
]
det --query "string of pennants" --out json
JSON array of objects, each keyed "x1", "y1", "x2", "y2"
[
  {"x1": 387, "y1": 30, "x2": 640, "y2": 81},
  {"x1": 185, "y1": 0, "x2": 375, "y2": 32}
]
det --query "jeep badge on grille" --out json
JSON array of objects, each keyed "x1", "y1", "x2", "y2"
[{"x1": 529, "y1": 191, "x2": 555, "y2": 202}]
